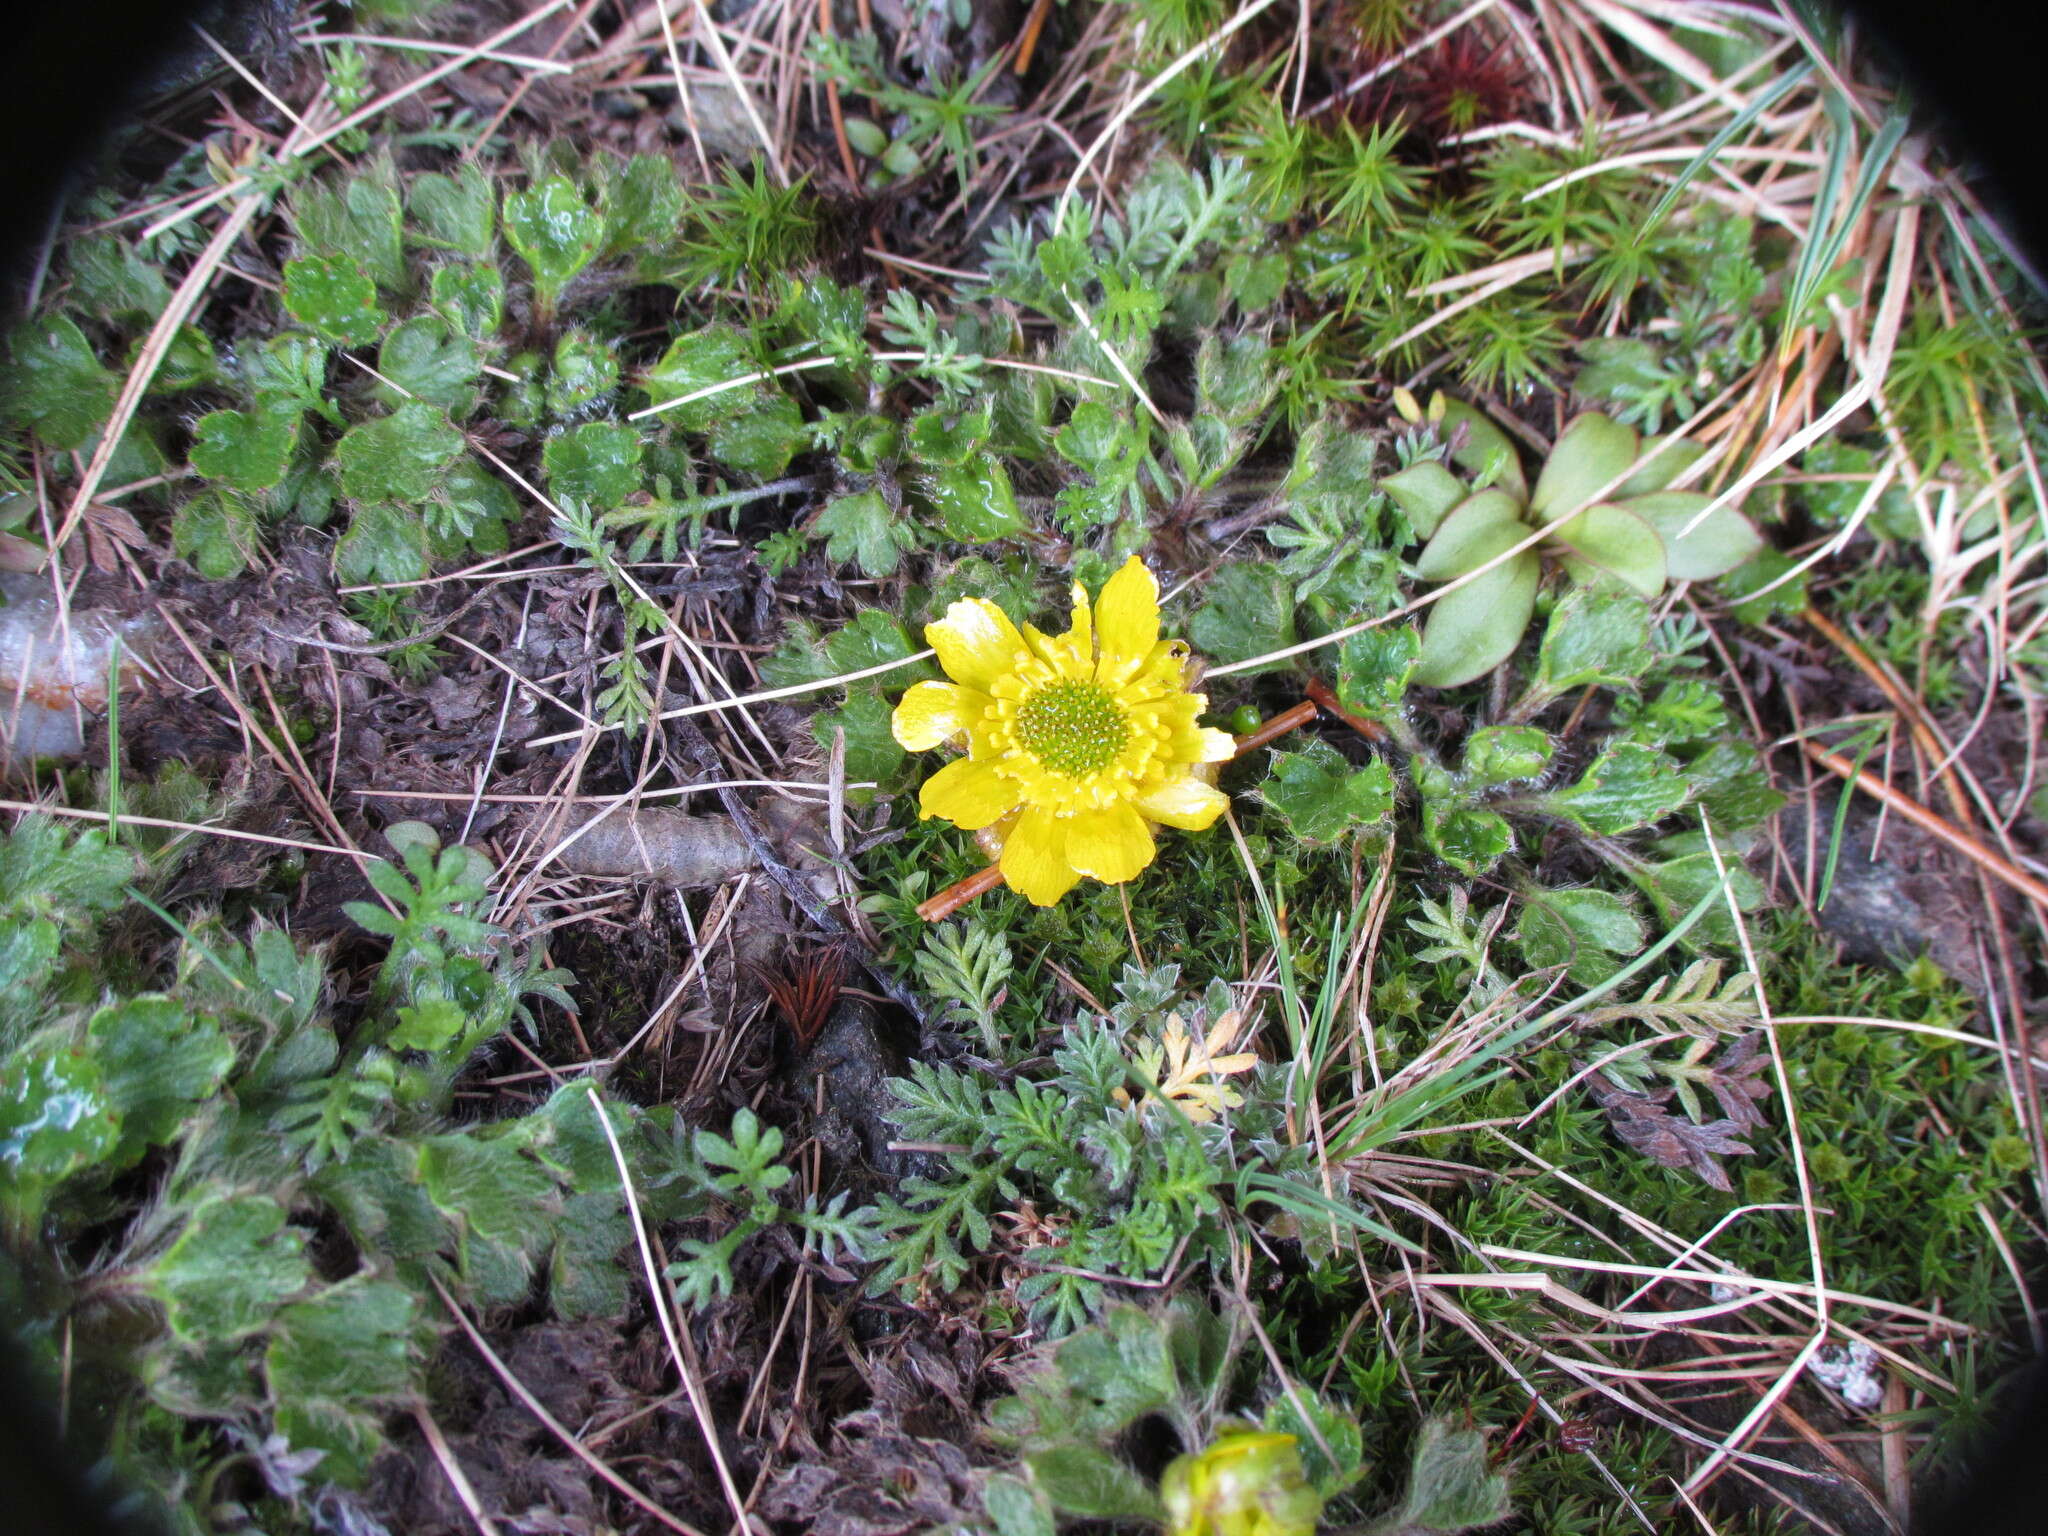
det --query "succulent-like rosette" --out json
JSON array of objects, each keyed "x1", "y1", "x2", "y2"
[{"x1": 891, "y1": 556, "x2": 1235, "y2": 906}]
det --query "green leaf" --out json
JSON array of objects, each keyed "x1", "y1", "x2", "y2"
[
  {"x1": 1515, "y1": 887, "x2": 1645, "y2": 984},
  {"x1": 388, "y1": 996, "x2": 466, "y2": 1054},
  {"x1": 602, "y1": 154, "x2": 685, "y2": 256},
  {"x1": 1623, "y1": 490, "x2": 1762, "y2": 581},
  {"x1": 811, "y1": 691, "x2": 906, "y2": 798},
  {"x1": 643, "y1": 324, "x2": 757, "y2": 432},
  {"x1": 813, "y1": 489, "x2": 914, "y2": 576},
  {"x1": 1537, "y1": 742, "x2": 1691, "y2": 836},
  {"x1": 985, "y1": 1473, "x2": 1058, "y2": 1536},
  {"x1": 696, "y1": 1106, "x2": 791, "y2": 1197},
  {"x1": 144, "y1": 325, "x2": 220, "y2": 393},
  {"x1": 1463, "y1": 724, "x2": 1552, "y2": 786},
  {"x1": 1432, "y1": 395, "x2": 1525, "y2": 500},
  {"x1": 1336, "y1": 626, "x2": 1422, "y2": 721},
  {"x1": 430, "y1": 262, "x2": 506, "y2": 338},
  {"x1": 549, "y1": 1189, "x2": 631, "y2": 1319},
  {"x1": 189, "y1": 405, "x2": 297, "y2": 493},
  {"x1": 406, "y1": 163, "x2": 495, "y2": 257},
  {"x1": 1626, "y1": 839, "x2": 1764, "y2": 951},
  {"x1": 1188, "y1": 563, "x2": 1297, "y2": 671},
  {"x1": 1381, "y1": 460, "x2": 1467, "y2": 540},
  {"x1": 65, "y1": 234, "x2": 173, "y2": 323},
  {"x1": 333, "y1": 502, "x2": 430, "y2": 585},
  {"x1": 1534, "y1": 588, "x2": 1653, "y2": 694},
  {"x1": 145, "y1": 1195, "x2": 310, "y2": 1342},
  {"x1": 1800, "y1": 439, "x2": 1917, "y2": 539},
  {"x1": 1717, "y1": 545, "x2": 1803, "y2": 623},
  {"x1": 376, "y1": 316, "x2": 479, "y2": 412},
  {"x1": 1414, "y1": 548, "x2": 1540, "y2": 689},
  {"x1": 172, "y1": 488, "x2": 259, "y2": 580},
  {"x1": 1026, "y1": 1444, "x2": 1164, "y2": 1522},
  {"x1": 1615, "y1": 434, "x2": 1708, "y2": 497},
  {"x1": 430, "y1": 456, "x2": 517, "y2": 545},
  {"x1": 1264, "y1": 1390, "x2": 1367, "y2": 1496},
  {"x1": 282, "y1": 255, "x2": 386, "y2": 347},
  {"x1": 1197, "y1": 332, "x2": 1276, "y2": 425},
  {"x1": 418, "y1": 1133, "x2": 554, "y2": 1250},
  {"x1": 908, "y1": 406, "x2": 993, "y2": 467},
  {"x1": 503, "y1": 176, "x2": 605, "y2": 315},
  {"x1": 547, "y1": 330, "x2": 620, "y2": 415},
  {"x1": 3, "y1": 316, "x2": 116, "y2": 449},
  {"x1": 1421, "y1": 801, "x2": 1513, "y2": 875},
  {"x1": 1262, "y1": 740, "x2": 1394, "y2": 844},
  {"x1": 1285, "y1": 416, "x2": 1380, "y2": 508},
  {"x1": 266, "y1": 1278, "x2": 417, "y2": 1482},
  {"x1": 709, "y1": 394, "x2": 805, "y2": 479},
  {"x1": 1529, "y1": 413, "x2": 1638, "y2": 524},
  {"x1": 0, "y1": 817, "x2": 132, "y2": 915},
  {"x1": 336, "y1": 401, "x2": 464, "y2": 503},
  {"x1": 1056, "y1": 400, "x2": 1137, "y2": 475},
  {"x1": 1414, "y1": 490, "x2": 1526, "y2": 580},
  {"x1": 544, "y1": 421, "x2": 643, "y2": 508},
  {"x1": 827, "y1": 610, "x2": 928, "y2": 677},
  {"x1": 88, "y1": 995, "x2": 233, "y2": 1164},
  {"x1": 295, "y1": 161, "x2": 406, "y2": 292},
  {"x1": 0, "y1": 1045, "x2": 117, "y2": 1214},
  {"x1": 276, "y1": 1054, "x2": 396, "y2": 1170},
  {"x1": 1225, "y1": 248, "x2": 1289, "y2": 309},
  {"x1": 246, "y1": 334, "x2": 333, "y2": 419},
  {"x1": 1374, "y1": 1418, "x2": 1511, "y2": 1535},
  {"x1": 923, "y1": 458, "x2": 1026, "y2": 543},
  {"x1": 1575, "y1": 336, "x2": 1677, "y2": 411},
  {"x1": 310, "y1": 1137, "x2": 446, "y2": 1261},
  {"x1": 842, "y1": 115, "x2": 887, "y2": 157},
  {"x1": 1551, "y1": 501, "x2": 1667, "y2": 598}
]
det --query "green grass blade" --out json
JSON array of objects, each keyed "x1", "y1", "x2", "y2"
[{"x1": 1638, "y1": 61, "x2": 1813, "y2": 238}]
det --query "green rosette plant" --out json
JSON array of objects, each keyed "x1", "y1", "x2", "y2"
[{"x1": 1382, "y1": 395, "x2": 1763, "y2": 687}]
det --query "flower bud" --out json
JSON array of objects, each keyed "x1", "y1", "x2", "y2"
[{"x1": 1160, "y1": 1430, "x2": 1323, "y2": 1536}]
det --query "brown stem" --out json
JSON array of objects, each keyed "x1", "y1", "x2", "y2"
[
  {"x1": 1231, "y1": 698, "x2": 1321, "y2": 755},
  {"x1": 1799, "y1": 740, "x2": 2048, "y2": 912},
  {"x1": 916, "y1": 863, "x2": 1006, "y2": 923},
  {"x1": 1301, "y1": 677, "x2": 1386, "y2": 744},
  {"x1": 1015, "y1": 0, "x2": 1055, "y2": 75},
  {"x1": 818, "y1": 0, "x2": 860, "y2": 186},
  {"x1": 913, "y1": 699, "x2": 1324, "y2": 921}
]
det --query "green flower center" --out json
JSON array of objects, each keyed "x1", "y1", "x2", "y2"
[{"x1": 1015, "y1": 680, "x2": 1129, "y2": 776}]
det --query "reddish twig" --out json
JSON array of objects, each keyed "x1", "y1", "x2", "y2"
[
  {"x1": 1799, "y1": 740, "x2": 2048, "y2": 912},
  {"x1": 1302, "y1": 676, "x2": 1386, "y2": 743},
  {"x1": 1015, "y1": 0, "x2": 1055, "y2": 75},
  {"x1": 915, "y1": 862, "x2": 1006, "y2": 923},
  {"x1": 818, "y1": 0, "x2": 860, "y2": 185}
]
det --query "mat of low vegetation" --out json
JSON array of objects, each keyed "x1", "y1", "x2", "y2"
[{"x1": 2, "y1": 3, "x2": 2043, "y2": 1535}]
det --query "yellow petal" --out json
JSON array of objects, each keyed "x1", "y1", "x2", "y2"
[
  {"x1": 918, "y1": 757, "x2": 1021, "y2": 830},
  {"x1": 1065, "y1": 579, "x2": 1095, "y2": 664},
  {"x1": 926, "y1": 598, "x2": 1027, "y2": 691},
  {"x1": 892, "y1": 681, "x2": 989, "y2": 751},
  {"x1": 1001, "y1": 807, "x2": 1082, "y2": 906},
  {"x1": 1063, "y1": 802, "x2": 1155, "y2": 884},
  {"x1": 1189, "y1": 727, "x2": 1237, "y2": 764},
  {"x1": 1133, "y1": 776, "x2": 1230, "y2": 831},
  {"x1": 1094, "y1": 557, "x2": 1159, "y2": 680}
]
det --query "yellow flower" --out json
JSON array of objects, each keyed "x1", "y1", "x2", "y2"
[
  {"x1": 1161, "y1": 1430, "x2": 1322, "y2": 1536},
  {"x1": 893, "y1": 557, "x2": 1236, "y2": 906},
  {"x1": 1123, "y1": 1008, "x2": 1259, "y2": 1123}
]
